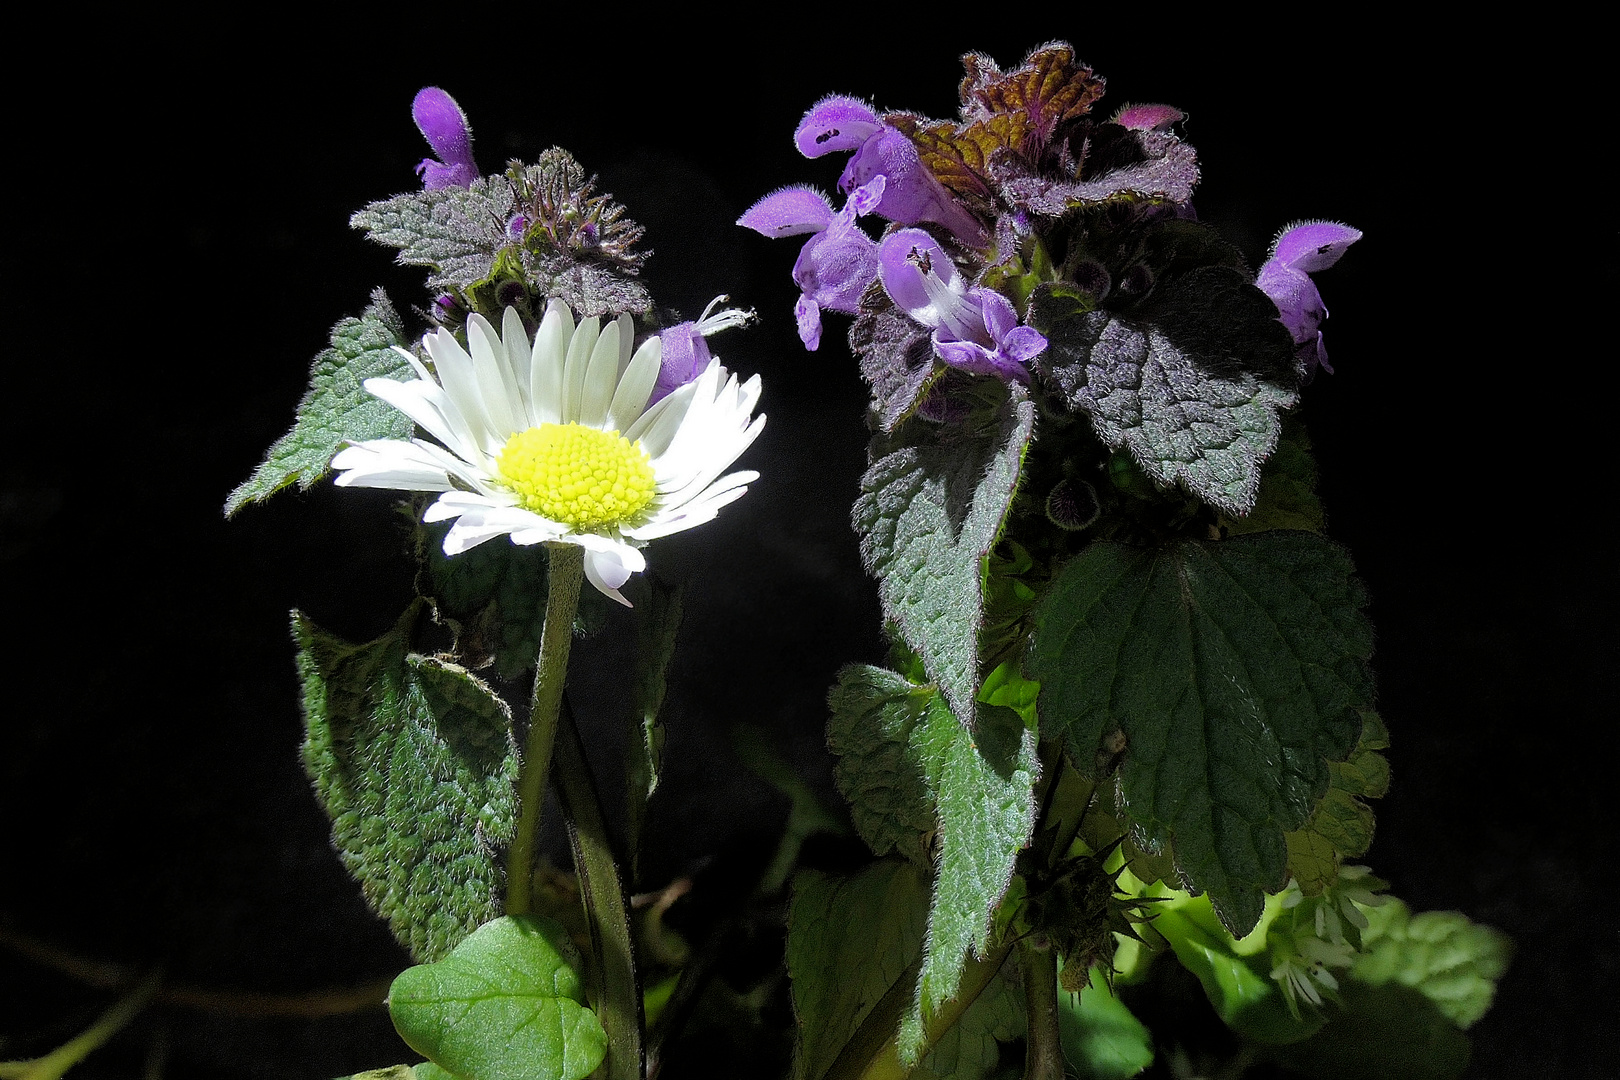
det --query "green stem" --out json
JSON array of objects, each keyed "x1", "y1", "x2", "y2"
[
  {"x1": 0, "y1": 970, "x2": 160, "y2": 1080},
  {"x1": 505, "y1": 542, "x2": 585, "y2": 917},
  {"x1": 556, "y1": 697, "x2": 643, "y2": 1080},
  {"x1": 1018, "y1": 939, "x2": 1063, "y2": 1080}
]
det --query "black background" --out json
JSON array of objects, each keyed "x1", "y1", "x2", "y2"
[{"x1": 2, "y1": 18, "x2": 1612, "y2": 1079}]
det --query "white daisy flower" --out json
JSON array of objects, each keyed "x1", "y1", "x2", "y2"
[{"x1": 332, "y1": 299, "x2": 765, "y2": 605}]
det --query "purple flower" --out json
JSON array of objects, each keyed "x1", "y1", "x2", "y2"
[
  {"x1": 738, "y1": 179, "x2": 884, "y2": 350},
  {"x1": 412, "y1": 87, "x2": 478, "y2": 190},
  {"x1": 1113, "y1": 103, "x2": 1185, "y2": 132},
  {"x1": 795, "y1": 96, "x2": 985, "y2": 247},
  {"x1": 1255, "y1": 221, "x2": 1361, "y2": 377},
  {"x1": 652, "y1": 297, "x2": 755, "y2": 404},
  {"x1": 877, "y1": 228, "x2": 1045, "y2": 384}
]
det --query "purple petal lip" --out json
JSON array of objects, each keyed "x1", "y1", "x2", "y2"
[
  {"x1": 795, "y1": 95, "x2": 884, "y2": 157},
  {"x1": 738, "y1": 185, "x2": 836, "y2": 238},
  {"x1": 1268, "y1": 220, "x2": 1362, "y2": 272}
]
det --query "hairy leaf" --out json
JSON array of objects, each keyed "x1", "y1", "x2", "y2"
[
  {"x1": 1352, "y1": 899, "x2": 1512, "y2": 1030},
  {"x1": 1001, "y1": 128, "x2": 1199, "y2": 215},
  {"x1": 422, "y1": 522, "x2": 550, "y2": 679},
  {"x1": 295, "y1": 607, "x2": 518, "y2": 961},
  {"x1": 390, "y1": 915, "x2": 606, "y2": 1080},
  {"x1": 1031, "y1": 272, "x2": 1297, "y2": 515},
  {"x1": 853, "y1": 394, "x2": 1035, "y2": 728},
  {"x1": 350, "y1": 177, "x2": 516, "y2": 292},
  {"x1": 1029, "y1": 533, "x2": 1373, "y2": 934},
  {"x1": 826, "y1": 666, "x2": 1039, "y2": 1062},
  {"x1": 849, "y1": 298, "x2": 942, "y2": 433},
  {"x1": 225, "y1": 292, "x2": 412, "y2": 516},
  {"x1": 1057, "y1": 961, "x2": 1154, "y2": 1079},
  {"x1": 788, "y1": 860, "x2": 930, "y2": 1080},
  {"x1": 915, "y1": 956, "x2": 1025, "y2": 1080},
  {"x1": 1224, "y1": 415, "x2": 1326, "y2": 535}
]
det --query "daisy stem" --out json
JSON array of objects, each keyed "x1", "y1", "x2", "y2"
[{"x1": 505, "y1": 542, "x2": 585, "y2": 917}]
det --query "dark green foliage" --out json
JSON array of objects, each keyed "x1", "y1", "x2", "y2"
[
  {"x1": 849, "y1": 298, "x2": 943, "y2": 434},
  {"x1": 1030, "y1": 276, "x2": 1297, "y2": 516},
  {"x1": 225, "y1": 292, "x2": 413, "y2": 516},
  {"x1": 1029, "y1": 533, "x2": 1374, "y2": 934},
  {"x1": 422, "y1": 523, "x2": 551, "y2": 680},
  {"x1": 826, "y1": 666, "x2": 1038, "y2": 1061},
  {"x1": 853, "y1": 394, "x2": 1035, "y2": 729},
  {"x1": 788, "y1": 860, "x2": 930, "y2": 1080},
  {"x1": 1286, "y1": 713, "x2": 1390, "y2": 894},
  {"x1": 350, "y1": 178, "x2": 516, "y2": 292},
  {"x1": 295, "y1": 607, "x2": 518, "y2": 962}
]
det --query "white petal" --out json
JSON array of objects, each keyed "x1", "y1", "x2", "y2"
[
  {"x1": 362, "y1": 377, "x2": 476, "y2": 461},
  {"x1": 392, "y1": 345, "x2": 434, "y2": 383},
  {"x1": 581, "y1": 545, "x2": 639, "y2": 607},
  {"x1": 532, "y1": 299, "x2": 573, "y2": 426},
  {"x1": 562, "y1": 316, "x2": 601, "y2": 423},
  {"x1": 501, "y1": 307, "x2": 536, "y2": 417},
  {"x1": 332, "y1": 440, "x2": 455, "y2": 491},
  {"x1": 613, "y1": 313, "x2": 634, "y2": 377},
  {"x1": 467, "y1": 314, "x2": 523, "y2": 440},
  {"x1": 608, "y1": 336, "x2": 662, "y2": 433},
  {"x1": 624, "y1": 380, "x2": 697, "y2": 456},
  {"x1": 579, "y1": 317, "x2": 622, "y2": 428},
  {"x1": 424, "y1": 329, "x2": 492, "y2": 452}
]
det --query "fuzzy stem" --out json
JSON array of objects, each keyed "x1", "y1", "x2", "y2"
[{"x1": 505, "y1": 542, "x2": 585, "y2": 916}]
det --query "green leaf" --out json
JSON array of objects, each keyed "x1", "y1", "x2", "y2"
[
  {"x1": 1351, "y1": 899, "x2": 1512, "y2": 1030},
  {"x1": 626, "y1": 580, "x2": 682, "y2": 880},
  {"x1": 1150, "y1": 894, "x2": 1324, "y2": 1046},
  {"x1": 1259, "y1": 982, "x2": 1471, "y2": 1080},
  {"x1": 1286, "y1": 713, "x2": 1390, "y2": 894},
  {"x1": 1057, "y1": 962, "x2": 1154, "y2": 1079},
  {"x1": 825, "y1": 666, "x2": 1039, "y2": 1062},
  {"x1": 1029, "y1": 273, "x2": 1297, "y2": 516},
  {"x1": 295, "y1": 607, "x2": 519, "y2": 961},
  {"x1": 788, "y1": 860, "x2": 931, "y2": 1080},
  {"x1": 225, "y1": 292, "x2": 413, "y2": 516},
  {"x1": 389, "y1": 915, "x2": 607, "y2": 1080},
  {"x1": 422, "y1": 522, "x2": 552, "y2": 680},
  {"x1": 1222, "y1": 415, "x2": 1325, "y2": 535},
  {"x1": 853, "y1": 393, "x2": 1035, "y2": 729},
  {"x1": 915, "y1": 956, "x2": 1025, "y2": 1080},
  {"x1": 350, "y1": 178, "x2": 516, "y2": 292},
  {"x1": 1029, "y1": 533, "x2": 1373, "y2": 935},
  {"x1": 849, "y1": 302, "x2": 943, "y2": 434},
  {"x1": 412, "y1": 1067, "x2": 460, "y2": 1080}
]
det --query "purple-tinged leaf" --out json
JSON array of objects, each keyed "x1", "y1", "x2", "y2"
[
  {"x1": 795, "y1": 95, "x2": 885, "y2": 157},
  {"x1": 1001, "y1": 127, "x2": 1199, "y2": 216},
  {"x1": 850, "y1": 299, "x2": 941, "y2": 432},
  {"x1": 1114, "y1": 103, "x2": 1185, "y2": 132}
]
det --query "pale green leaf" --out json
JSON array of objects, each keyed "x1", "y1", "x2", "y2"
[
  {"x1": 853, "y1": 394, "x2": 1035, "y2": 730},
  {"x1": 1286, "y1": 712, "x2": 1389, "y2": 894},
  {"x1": 1057, "y1": 962, "x2": 1154, "y2": 1079},
  {"x1": 915, "y1": 956, "x2": 1024, "y2": 1080},
  {"x1": 390, "y1": 915, "x2": 607, "y2": 1080},
  {"x1": 1352, "y1": 899, "x2": 1512, "y2": 1029},
  {"x1": 295, "y1": 607, "x2": 519, "y2": 962},
  {"x1": 1029, "y1": 533, "x2": 1373, "y2": 935},
  {"x1": 350, "y1": 178, "x2": 515, "y2": 292},
  {"x1": 226, "y1": 291, "x2": 413, "y2": 516}
]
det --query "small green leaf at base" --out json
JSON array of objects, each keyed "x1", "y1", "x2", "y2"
[
  {"x1": 389, "y1": 915, "x2": 607, "y2": 1080},
  {"x1": 1351, "y1": 899, "x2": 1512, "y2": 1029},
  {"x1": 1057, "y1": 962, "x2": 1154, "y2": 1079},
  {"x1": 226, "y1": 291, "x2": 413, "y2": 516}
]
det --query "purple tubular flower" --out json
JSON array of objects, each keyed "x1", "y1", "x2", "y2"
[
  {"x1": 795, "y1": 96, "x2": 985, "y2": 247},
  {"x1": 1114, "y1": 103, "x2": 1186, "y2": 132},
  {"x1": 652, "y1": 296, "x2": 755, "y2": 404},
  {"x1": 738, "y1": 180, "x2": 884, "y2": 350},
  {"x1": 1256, "y1": 221, "x2": 1362, "y2": 377},
  {"x1": 412, "y1": 87, "x2": 478, "y2": 190},
  {"x1": 877, "y1": 229, "x2": 1045, "y2": 384}
]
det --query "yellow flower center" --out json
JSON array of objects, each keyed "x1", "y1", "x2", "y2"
[{"x1": 496, "y1": 422, "x2": 656, "y2": 530}]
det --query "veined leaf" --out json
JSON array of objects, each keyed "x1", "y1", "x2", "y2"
[
  {"x1": 1286, "y1": 713, "x2": 1390, "y2": 895},
  {"x1": 1029, "y1": 533, "x2": 1373, "y2": 934},
  {"x1": 295, "y1": 607, "x2": 518, "y2": 961},
  {"x1": 1352, "y1": 899, "x2": 1512, "y2": 1030},
  {"x1": 389, "y1": 915, "x2": 606, "y2": 1080},
  {"x1": 853, "y1": 394, "x2": 1035, "y2": 730},
  {"x1": 225, "y1": 292, "x2": 413, "y2": 516},
  {"x1": 826, "y1": 666, "x2": 1039, "y2": 1062}
]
